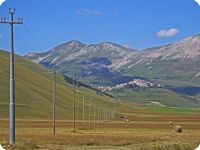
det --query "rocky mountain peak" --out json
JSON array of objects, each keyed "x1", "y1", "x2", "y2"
[
  {"x1": 52, "y1": 40, "x2": 86, "y2": 52},
  {"x1": 98, "y1": 42, "x2": 134, "y2": 51},
  {"x1": 66, "y1": 40, "x2": 86, "y2": 47},
  {"x1": 166, "y1": 34, "x2": 200, "y2": 59},
  {"x1": 99, "y1": 42, "x2": 118, "y2": 47},
  {"x1": 140, "y1": 34, "x2": 200, "y2": 60}
]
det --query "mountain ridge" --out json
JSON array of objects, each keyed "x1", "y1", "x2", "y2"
[
  {"x1": 25, "y1": 34, "x2": 200, "y2": 87},
  {"x1": 139, "y1": 34, "x2": 200, "y2": 60}
]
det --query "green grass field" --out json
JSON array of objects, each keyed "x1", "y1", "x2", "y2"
[{"x1": 1, "y1": 50, "x2": 200, "y2": 149}]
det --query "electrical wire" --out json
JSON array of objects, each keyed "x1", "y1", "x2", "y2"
[
  {"x1": 15, "y1": 13, "x2": 43, "y2": 52},
  {"x1": 22, "y1": 24, "x2": 43, "y2": 52}
]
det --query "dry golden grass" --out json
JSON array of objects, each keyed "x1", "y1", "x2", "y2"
[
  {"x1": 1, "y1": 102, "x2": 200, "y2": 150},
  {"x1": 0, "y1": 119, "x2": 200, "y2": 150}
]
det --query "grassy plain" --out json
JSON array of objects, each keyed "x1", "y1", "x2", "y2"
[{"x1": 1, "y1": 102, "x2": 200, "y2": 150}]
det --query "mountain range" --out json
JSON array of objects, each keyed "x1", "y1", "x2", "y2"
[{"x1": 25, "y1": 34, "x2": 200, "y2": 88}]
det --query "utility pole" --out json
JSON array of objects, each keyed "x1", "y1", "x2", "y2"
[
  {"x1": 105, "y1": 108, "x2": 107, "y2": 121},
  {"x1": 103, "y1": 108, "x2": 105, "y2": 122},
  {"x1": 109, "y1": 108, "x2": 111, "y2": 120},
  {"x1": 93, "y1": 105, "x2": 96, "y2": 128},
  {"x1": 108, "y1": 108, "x2": 110, "y2": 120},
  {"x1": 115, "y1": 105, "x2": 116, "y2": 119},
  {"x1": 0, "y1": 8, "x2": 23, "y2": 145},
  {"x1": 48, "y1": 68, "x2": 57, "y2": 135},
  {"x1": 101, "y1": 106, "x2": 104, "y2": 128},
  {"x1": 82, "y1": 88, "x2": 85, "y2": 126},
  {"x1": 52, "y1": 68, "x2": 56, "y2": 135},
  {"x1": 106, "y1": 108, "x2": 108, "y2": 121},
  {"x1": 73, "y1": 78, "x2": 76, "y2": 133},
  {"x1": 97, "y1": 107, "x2": 100, "y2": 126},
  {"x1": 89, "y1": 98, "x2": 92, "y2": 129}
]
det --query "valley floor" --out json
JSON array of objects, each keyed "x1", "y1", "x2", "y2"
[{"x1": 0, "y1": 119, "x2": 200, "y2": 150}]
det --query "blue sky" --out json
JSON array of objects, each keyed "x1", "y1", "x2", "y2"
[{"x1": 0, "y1": 0, "x2": 200, "y2": 55}]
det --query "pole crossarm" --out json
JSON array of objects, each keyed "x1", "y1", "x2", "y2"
[
  {"x1": 0, "y1": 8, "x2": 23, "y2": 25},
  {"x1": 0, "y1": 20, "x2": 23, "y2": 24}
]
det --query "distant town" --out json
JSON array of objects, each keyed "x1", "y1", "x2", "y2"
[{"x1": 96, "y1": 79, "x2": 163, "y2": 92}]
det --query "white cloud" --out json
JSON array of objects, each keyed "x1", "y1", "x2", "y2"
[
  {"x1": 0, "y1": 0, "x2": 6, "y2": 6},
  {"x1": 76, "y1": 8, "x2": 103, "y2": 16},
  {"x1": 157, "y1": 28, "x2": 179, "y2": 38},
  {"x1": 194, "y1": 0, "x2": 200, "y2": 6}
]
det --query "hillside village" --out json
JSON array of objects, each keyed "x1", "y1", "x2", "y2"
[{"x1": 97, "y1": 79, "x2": 163, "y2": 92}]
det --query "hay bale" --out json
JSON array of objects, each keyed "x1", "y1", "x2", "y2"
[
  {"x1": 195, "y1": 144, "x2": 200, "y2": 150},
  {"x1": 125, "y1": 119, "x2": 130, "y2": 122},
  {"x1": 174, "y1": 125, "x2": 182, "y2": 133},
  {"x1": 169, "y1": 121, "x2": 173, "y2": 125},
  {"x1": 0, "y1": 145, "x2": 5, "y2": 150}
]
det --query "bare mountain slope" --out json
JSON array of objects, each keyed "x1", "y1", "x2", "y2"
[
  {"x1": 26, "y1": 41, "x2": 137, "y2": 85},
  {"x1": 26, "y1": 34, "x2": 200, "y2": 86}
]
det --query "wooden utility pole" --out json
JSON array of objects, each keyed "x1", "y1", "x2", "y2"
[
  {"x1": 52, "y1": 69, "x2": 56, "y2": 135},
  {"x1": 0, "y1": 8, "x2": 23, "y2": 145},
  {"x1": 73, "y1": 78, "x2": 76, "y2": 132},
  {"x1": 101, "y1": 106, "x2": 104, "y2": 128},
  {"x1": 97, "y1": 107, "x2": 100, "y2": 128},
  {"x1": 82, "y1": 89, "x2": 85, "y2": 126},
  {"x1": 48, "y1": 68, "x2": 57, "y2": 135},
  {"x1": 93, "y1": 105, "x2": 96, "y2": 128},
  {"x1": 89, "y1": 98, "x2": 92, "y2": 128}
]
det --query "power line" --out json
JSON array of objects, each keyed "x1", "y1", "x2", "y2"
[
  {"x1": 22, "y1": 24, "x2": 43, "y2": 52},
  {"x1": 15, "y1": 13, "x2": 43, "y2": 52}
]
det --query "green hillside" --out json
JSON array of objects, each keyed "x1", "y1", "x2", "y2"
[
  {"x1": 0, "y1": 50, "x2": 115, "y2": 120},
  {"x1": 111, "y1": 88, "x2": 200, "y2": 107},
  {"x1": 125, "y1": 58, "x2": 200, "y2": 87}
]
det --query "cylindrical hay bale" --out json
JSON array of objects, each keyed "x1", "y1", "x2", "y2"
[
  {"x1": 174, "y1": 125, "x2": 182, "y2": 133},
  {"x1": 169, "y1": 121, "x2": 173, "y2": 125}
]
